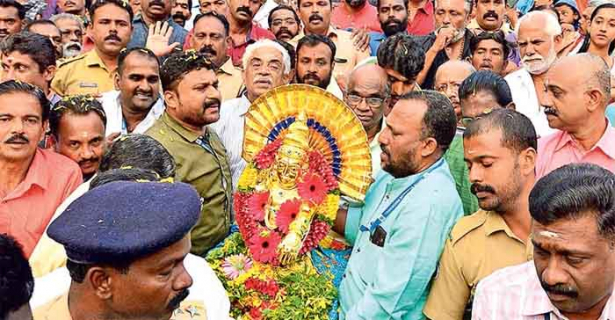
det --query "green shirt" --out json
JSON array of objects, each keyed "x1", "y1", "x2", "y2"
[
  {"x1": 147, "y1": 112, "x2": 232, "y2": 255},
  {"x1": 444, "y1": 135, "x2": 479, "y2": 215}
]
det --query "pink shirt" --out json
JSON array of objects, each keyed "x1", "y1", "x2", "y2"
[
  {"x1": 472, "y1": 261, "x2": 615, "y2": 320},
  {"x1": 0, "y1": 149, "x2": 82, "y2": 257},
  {"x1": 406, "y1": 0, "x2": 435, "y2": 36},
  {"x1": 331, "y1": 2, "x2": 382, "y2": 33},
  {"x1": 536, "y1": 122, "x2": 615, "y2": 180}
]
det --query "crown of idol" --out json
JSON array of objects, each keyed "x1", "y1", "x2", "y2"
[{"x1": 278, "y1": 113, "x2": 309, "y2": 162}]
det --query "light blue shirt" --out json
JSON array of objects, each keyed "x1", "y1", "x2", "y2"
[{"x1": 339, "y1": 158, "x2": 464, "y2": 319}]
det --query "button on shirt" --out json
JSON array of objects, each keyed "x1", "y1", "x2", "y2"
[
  {"x1": 331, "y1": 2, "x2": 383, "y2": 32},
  {"x1": 128, "y1": 15, "x2": 188, "y2": 49},
  {"x1": 100, "y1": 90, "x2": 165, "y2": 136},
  {"x1": 505, "y1": 68, "x2": 557, "y2": 138},
  {"x1": 146, "y1": 112, "x2": 232, "y2": 255},
  {"x1": 472, "y1": 261, "x2": 615, "y2": 320},
  {"x1": 424, "y1": 209, "x2": 533, "y2": 320},
  {"x1": 536, "y1": 120, "x2": 615, "y2": 179},
  {"x1": 339, "y1": 158, "x2": 463, "y2": 319},
  {"x1": 0, "y1": 149, "x2": 82, "y2": 258},
  {"x1": 51, "y1": 50, "x2": 116, "y2": 96}
]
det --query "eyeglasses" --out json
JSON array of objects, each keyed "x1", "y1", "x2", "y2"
[{"x1": 346, "y1": 94, "x2": 385, "y2": 108}]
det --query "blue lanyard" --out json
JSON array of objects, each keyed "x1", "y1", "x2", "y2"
[{"x1": 359, "y1": 158, "x2": 445, "y2": 234}]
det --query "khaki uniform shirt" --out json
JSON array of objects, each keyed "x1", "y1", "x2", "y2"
[
  {"x1": 423, "y1": 209, "x2": 533, "y2": 320},
  {"x1": 51, "y1": 49, "x2": 116, "y2": 96},
  {"x1": 290, "y1": 26, "x2": 370, "y2": 86},
  {"x1": 146, "y1": 112, "x2": 232, "y2": 255},
  {"x1": 217, "y1": 58, "x2": 244, "y2": 102},
  {"x1": 34, "y1": 294, "x2": 208, "y2": 320}
]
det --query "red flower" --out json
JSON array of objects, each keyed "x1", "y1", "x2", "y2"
[
  {"x1": 248, "y1": 230, "x2": 282, "y2": 263},
  {"x1": 298, "y1": 173, "x2": 328, "y2": 204},
  {"x1": 275, "y1": 199, "x2": 301, "y2": 234},
  {"x1": 299, "y1": 219, "x2": 331, "y2": 255},
  {"x1": 254, "y1": 139, "x2": 282, "y2": 169},
  {"x1": 247, "y1": 191, "x2": 270, "y2": 221},
  {"x1": 245, "y1": 277, "x2": 280, "y2": 297},
  {"x1": 249, "y1": 307, "x2": 262, "y2": 320}
]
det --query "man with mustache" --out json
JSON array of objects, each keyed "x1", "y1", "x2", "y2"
[
  {"x1": 468, "y1": 0, "x2": 510, "y2": 33},
  {"x1": 469, "y1": 30, "x2": 509, "y2": 76},
  {"x1": 536, "y1": 54, "x2": 615, "y2": 179},
  {"x1": 101, "y1": 48, "x2": 165, "y2": 136},
  {"x1": 0, "y1": 80, "x2": 82, "y2": 259},
  {"x1": 0, "y1": 0, "x2": 25, "y2": 42},
  {"x1": 336, "y1": 90, "x2": 463, "y2": 319},
  {"x1": 50, "y1": 13, "x2": 84, "y2": 58},
  {"x1": 296, "y1": 34, "x2": 343, "y2": 98},
  {"x1": 473, "y1": 163, "x2": 615, "y2": 320},
  {"x1": 147, "y1": 50, "x2": 232, "y2": 255},
  {"x1": 171, "y1": 0, "x2": 192, "y2": 27},
  {"x1": 128, "y1": 0, "x2": 188, "y2": 50},
  {"x1": 34, "y1": 181, "x2": 200, "y2": 320},
  {"x1": 52, "y1": 0, "x2": 133, "y2": 96},
  {"x1": 293, "y1": 0, "x2": 369, "y2": 90},
  {"x1": 49, "y1": 95, "x2": 107, "y2": 181},
  {"x1": 368, "y1": 0, "x2": 409, "y2": 56},
  {"x1": 190, "y1": 12, "x2": 243, "y2": 101},
  {"x1": 425, "y1": 108, "x2": 536, "y2": 319},
  {"x1": 434, "y1": 60, "x2": 475, "y2": 123},
  {"x1": 212, "y1": 39, "x2": 291, "y2": 187},
  {"x1": 224, "y1": 0, "x2": 275, "y2": 66},
  {"x1": 57, "y1": 0, "x2": 86, "y2": 18},
  {"x1": 199, "y1": 0, "x2": 227, "y2": 14},
  {"x1": 505, "y1": 10, "x2": 561, "y2": 138},
  {"x1": 331, "y1": 0, "x2": 382, "y2": 32},
  {"x1": 415, "y1": 0, "x2": 475, "y2": 90},
  {"x1": 268, "y1": 5, "x2": 300, "y2": 42}
]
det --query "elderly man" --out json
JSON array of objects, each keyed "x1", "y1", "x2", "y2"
[
  {"x1": 147, "y1": 50, "x2": 232, "y2": 255},
  {"x1": 469, "y1": 30, "x2": 510, "y2": 76},
  {"x1": 425, "y1": 109, "x2": 536, "y2": 319},
  {"x1": 50, "y1": 13, "x2": 84, "y2": 58},
  {"x1": 129, "y1": 0, "x2": 188, "y2": 50},
  {"x1": 212, "y1": 39, "x2": 292, "y2": 187},
  {"x1": 224, "y1": 0, "x2": 274, "y2": 65},
  {"x1": 376, "y1": 33, "x2": 425, "y2": 114},
  {"x1": 0, "y1": 81, "x2": 82, "y2": 258},
  {"x1": 337, "y1": 90, "x2": 463, "y2": 319},
  {"x1": 345, "y1": 63, "x2": 389, "y2": 178},
  {"x1": 292, "y1": 0, "x2": 370, "y2": 90},
  {"x1": 25, "y1": 21, "x2": 63, "y2": 59},
  {"x1": 473, "y1": 163, "x2": 615, "y2": 320},
  {"x1": 296, "y1": 34, "x2": 343, "y2": 98},
  {"x1": 505, "y1": 11, "x2": 561, "y2": 138},
  {"x1": 0, "y1": 234, "x2": 34, "y2": 320},
  {"x1": 52, "y1": 0, "x2": 133, "y2": 96},
  {"x1": 101, "y1": 48, "x2": 165, "y2": 136},
  {"x1": 434, "y1": 60, "x2": 475, "y2": 122},
  {"x1": 415, "y1": 0, "x2": 475, "y2": 90},
  {"x1": 33, "y1": 181, "x2": 199, "y2": 320},
  {"x1": 268, "y1": 5, "x2": 300, "y2": 42},
  {"x1": 190, "y1": 12, "x2": 243, "y2": 101},
  {"x1": 368, "y1": 0, "x2": 409, "y2": 55},
  {"x1": 536, "y1": 54, "x2": 615, "y2": 178}
]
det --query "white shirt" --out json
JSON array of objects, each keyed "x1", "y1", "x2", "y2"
[
  {"x1": 254, "y1": 0, "x2": 278, "y2": 29},
  {"x1": 210, "y1": 95, "x2": 251, "y2": 189},
  {"x1": 100, "y1": 90, "x2": 165, "y2": 136},
  {"x1": 505, "y1": 68, "x2": 557, "y2": 138}
]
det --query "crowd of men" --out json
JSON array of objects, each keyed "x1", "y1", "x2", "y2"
[{"x1": 1, "y1": 0, "x2": 615, "y2": 317}]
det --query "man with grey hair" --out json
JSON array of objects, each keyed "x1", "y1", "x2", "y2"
[
  {"x1": 505, "y1": 10, "x2": 562, "y2": 138},
  {"x1": 345, "y1": 63, "x2": 390, "y2": 178},
  {"x1": 50, "y1": 13, "x2": 84, "y2": 58},
  {"x1": 536, "y1": 53, "x2": 615, "y2": 178},
  {"x1": 212, "y1": 39, "x2": 292, "y2": 188},
  {"x1": 415, "y1": 0, "x2": 475, "y2": 90}
]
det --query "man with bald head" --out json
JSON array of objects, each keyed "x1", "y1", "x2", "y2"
[
  {"x1": 435, "y1": 60, "x2": 476, "y2": 123},
  {"x1": 345, "y1": 64, "x2": 390, "y2": 178},
  {"x1": 505, "y1": 11, "x2": 562, "y2": 138},
  {"x1": 536, "y1": 53, "x2": 615, "y2": 178}
]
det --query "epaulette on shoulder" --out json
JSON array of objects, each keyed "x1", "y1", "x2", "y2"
[
  {"x1": 57, "y1": 54, "x2": 85, "y2": 67},
  {"x1": 448, "y1": 210, "x2": 489, "y2": 245}
]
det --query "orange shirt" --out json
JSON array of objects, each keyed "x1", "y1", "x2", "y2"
[
  {"x1": 0, "y1": 149, "x2": 82, "y2": 257},
  {"x1": 331, "y1": 2, "x2": 383, "y2": 33}
]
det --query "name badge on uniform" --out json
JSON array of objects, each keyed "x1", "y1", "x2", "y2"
[
  {"x1": 79, "y1": 82, "x2": 98, "y2": 88},
  {"x1": 370, "y1": 226, "x2": 387, "y2": 247}
]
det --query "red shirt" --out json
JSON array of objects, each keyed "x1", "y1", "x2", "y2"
[
  {"x1": 0, "y1": 149, "x2": 82, "y2": 257},
  {"x1": 331, "y1": 2, "x2": 382, "y2": 33},
  {"x1": 407, "y1": 0, "x2": 435, "y2": 36}
]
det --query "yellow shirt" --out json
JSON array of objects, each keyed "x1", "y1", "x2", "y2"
[
  {"x1": 290, "y1": 26, "x2": 370, "y2": 86},
  {"x1": 467, "y1": 19, "x2": 513, "y2": 34},
  {"x1": 34, "y1": 294, "x2": 208, "y2": 320},
  {"x1": 217, "y1": 58, "x2": 244, "y2": 102},
  {"x1": 423, "y1": 209, "x2": 533, "y2": 320},
  {"x1": 51, "y1": 49, "x2": 116, "y2": 96}
]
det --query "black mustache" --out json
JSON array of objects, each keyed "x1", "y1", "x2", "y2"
[
  {"x1": 204, "y1": 98, "x2": 221, "y2": 109},
  {"x1": 105, "y1": 34, "x2": 121, "y2": 42},
  {"x1": 275, "y1": 27, "x2": 293, "y2": 37},
  {"x1": 134, "y1": 89, "x2": 153, "y2": 97},
  {"x1": 544, "y1": 106, "x2": 558, "y2": 116},
  {"x1": 385, "y1": 18, "x2": 402, "y2": 26},
  {"x1": 309, "y1": 14, "x2": 323, "y2": 22},
  {"x1": 470, "y1": 183, "x2": 495, "y2": 195},
  {"x1": 5, "y1": 133, "x2": 28, "y2": 144},
  {"x1": 172, "y1": 12, "x2": 186, "y2": 19},
  {"x1": 167, "y1": 289, "x2": 190, "y2": 310},
  {"x1": 149, "y1": 0, "x2": 165, "y2": 7},
  {"x1": 78, "y1": 158, "x2": 99, "y2": 166},
  {"x1": 483, "y1": 11, "x2": 499, "y2": 19},
  {"x1": 303, "y1": 73, "x2": 321, "y2": 81},
  {"x1": 199, "y1": 45, "x2": 217, "y2": 56},
  {"x1": 236, "y1": 6, "x2": 253, "y2": 16},
  {"x1": 540, "y1": 280, "x2": 578, "y2": 298}
]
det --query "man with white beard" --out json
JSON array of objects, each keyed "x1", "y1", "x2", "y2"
[{"x1": 505, "y1": 11, "x2": 561, "y2": 137}]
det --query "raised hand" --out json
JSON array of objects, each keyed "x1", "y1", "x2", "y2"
[{"x1": 146, "y1": 21, "x2": 180, "y2": 57}]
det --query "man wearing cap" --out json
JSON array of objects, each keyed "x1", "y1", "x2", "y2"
[{"x1": 33, "y1": 181, "x2": 200, "y2": 320}]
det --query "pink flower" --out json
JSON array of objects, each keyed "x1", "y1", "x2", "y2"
[
  {"x1": 275, "y1": 199, "x2": 301, "y2": 234},
  {"x1": 248, "y1": 230, "x2": 282, "y2": 264},
  {"x1": 248, "y1": 191, "x2": 270, "y2": 221},
  {"x1": 298, "y1": 173, "x2": 328, "y2": 204},
  {"x1": 221, "y1": 254, "x2": 253, "y2": 280}
]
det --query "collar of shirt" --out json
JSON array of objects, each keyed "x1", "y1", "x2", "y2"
[
  {"x1": 554, "y1": 120, "x2": 615, "y2": 159},
  {"x1": 296, "y1": 26, "x2": 340, "y2": 41},
  {"x1": 218, "y1": 58, "x2": 237, "y2": 76},
  {"x1": 414, "y1": 0, "x2": 433, "y2": 14},
  {"x1": 482, "y1": 210, "x2": 529, "y2": 245},
  {"x1": 383, "y1": 157, "x2": 446, "y2": 191},
  {"x1": 84, "y1": 49, "x2": 109, "y2": 70},
  {"x1": 467, "y1": 19, "x2": 512, "y2": 33},
  {"x1": 160, "y1": 111, "x2": 202, "y2": 143},
  {"x1": 4, "y1": 149, "x2": 50, "y2": 201},
  {"x1": 112, "y1": 91, "x2": 165, "y2": 133}
]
